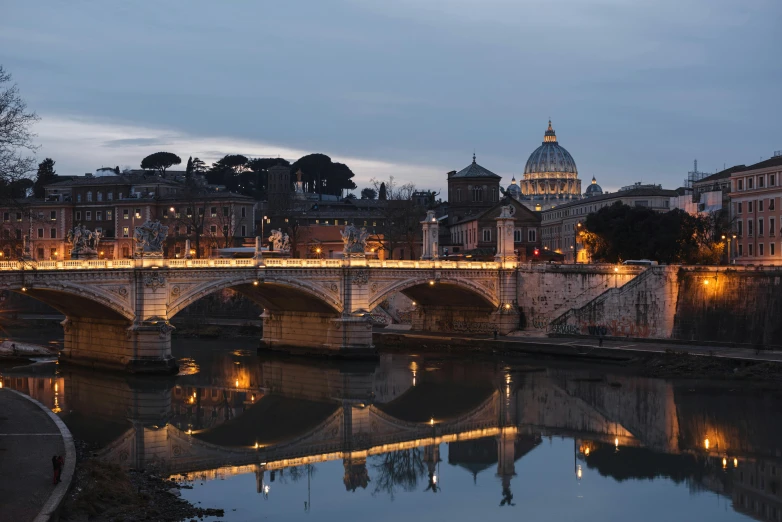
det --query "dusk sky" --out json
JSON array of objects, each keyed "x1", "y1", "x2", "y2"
[{"x1": 2, "y1": 0, "x2": 780, "y2": 194}]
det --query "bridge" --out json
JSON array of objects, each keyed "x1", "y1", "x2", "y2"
[{"x1": 0, "y1": 255, "x2": 650, "y2": 372}]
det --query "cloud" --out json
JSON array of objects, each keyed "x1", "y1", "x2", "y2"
[{"x1": 34, "y1": 114, "x2": 449, "y2": 192}]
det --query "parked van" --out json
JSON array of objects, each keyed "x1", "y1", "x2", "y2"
[{"x1": 622, "y1": 259, "x2": 659, "y2": 266}]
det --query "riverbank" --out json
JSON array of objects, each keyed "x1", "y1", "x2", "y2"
[
  {"x1": 375, "y1": 331, "x2": 782, "y2": 382},
  {"x1": 59, "y1": 458, "x2": 223, "y2": 522}
]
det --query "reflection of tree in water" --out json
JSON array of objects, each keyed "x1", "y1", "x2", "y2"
[
  {"x1": 344, "y1": 459, "x2": 370, "y2": 492},
  {"x1": 500, "y1": 486, "x2": 515, "y2": 507},
  {"x1": 274, "y1": 465, "x2": 317, "y2": 484},
  {"x1": 370, "y1": 449, "x2": 426, "y2": 500}
]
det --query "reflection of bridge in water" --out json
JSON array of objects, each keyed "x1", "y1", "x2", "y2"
[{"x1": 3, "y1": 354, "x2": 781, "y2": 517}]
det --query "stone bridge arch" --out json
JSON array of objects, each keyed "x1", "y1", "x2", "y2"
[
  {"x1": 367, "y1": 274, "x2": 501, "y2": 312},
  {"x1": 166, "y1": 271, "x2": 342, "y2": 319}
]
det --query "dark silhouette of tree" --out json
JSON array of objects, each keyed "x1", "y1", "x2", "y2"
[
  {"x1": 140, "y1": 152, "x2": 181, "y2": 175},
  {"x1": 289, "y1": 153, "x2": 356, "y2": 197},
  {"x1": 344, "y1": 193, "x2": 357, "y2": 200},
  {"x1": 378, "y1": 182, "x2": 387, "y2": 200},
  {"x1": 0, "y1": 65, "x2": 39, "y2": 200},
  {"x1": 361, "y1": 188, "x2": 377, "y2": 200},
  {"x1": 583, "y1": 202, "x2": 725, "y2": 264},
  {"x1": 33, "y1": 158, "x2": 56, "y2": 198}
]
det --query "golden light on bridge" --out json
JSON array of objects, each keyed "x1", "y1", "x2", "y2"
[
  {"x1": 428, "y1": 280, "x2": 435, "y2": 286},
  {"x1": 584, "y1": 447, "x2": 590, "y2": 456},
  {"x1": 722, "y1": 457, "x2": 727, "y2": 468},
  {"x1": 704, "y1": 438, "x2": 710, "y2": 450},
  {"x1": 734, "y1": 458, "x2": 738, "y2": 467},
  {"x1": 577, "y1": 465, "x2": 583, "y2": 480},
  {"x1": 614, "y1": 437, "x2": 619, "y2": 449}
]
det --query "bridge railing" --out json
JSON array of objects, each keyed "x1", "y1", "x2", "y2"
[{"x1": 0, "y1": 257, "x2": 508, "y2": 271}]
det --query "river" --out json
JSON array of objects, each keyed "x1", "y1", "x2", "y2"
[{"x1": 2, "y1": 338, "x2": 780, "y2": 522}]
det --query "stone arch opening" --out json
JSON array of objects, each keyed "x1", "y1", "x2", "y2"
[{"x1": 9, "y1": 285, "x2": 133, "y2": 322}]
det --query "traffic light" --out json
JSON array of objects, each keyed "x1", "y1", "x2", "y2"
[{"x1": 533, "y1": 248, "x2": 540, "y2": 257}]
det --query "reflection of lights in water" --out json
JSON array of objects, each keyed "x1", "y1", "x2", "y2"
[
  {"x1": 722, "y1": 457, "x2": 727, "y2": 468},
  {"x1": 176, "y1": 358, "x2": 200, "y2": 376},
  {"x1": 614, "y1": 438, "x2": 619, "y2": 449},
  {"x1": 54, "y1": 382, "x2": 58, "y2": 392},
  {"x1": 254, "y1": 442, "x2": 259, "y2": 449},
  {"x1": 235, "y1": 379, "x2": 239, "y2": 387},
  {"x1": 187, "y1": 429, "x2": 193, "y2": 435},
  {"x1": 734, "y1": 458, "x2": 738, "y2": 468},
  {"x1": 430, "y1": 418, "x2": 435, "y2": 426},
  {"x1": 0, "y1": 380, "x2": 3, "y2": 388},
  {"x1": 251, "y1": 394, "x2": 255, "y2": 402},
  {"x1": 577, "y1": 465, "x2": 582, "y2": 480},
  {"x1": 584, "y1": 447, "x2": 590, "y2": 456},
  {"x1": 704, "y1": 438, "x2": 710, "y2": 450},
  {"x1": 432, "y1": 475, "x2": 437, "y2": 484},
  {"x1": 263, "y1": 485, "x2": 270, "y2": 494}
]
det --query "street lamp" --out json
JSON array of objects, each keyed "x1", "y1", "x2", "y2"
[
  {"x1": 721, "y1": 234, "x2": 736, "y2": 265},
  {"x1": 573, "y1": 222, "x2": 582, "y2": 264}
]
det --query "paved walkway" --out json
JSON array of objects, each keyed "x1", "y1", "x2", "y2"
[
  {"x1": 377, "y1": 329, "x2": 782, "y2": 364},
  {"x1": 0, "y1": 389, "x2": 74, "y2": 522}
]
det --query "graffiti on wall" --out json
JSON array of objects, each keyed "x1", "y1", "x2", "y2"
[{"x1": 438, "y1": 321, "x2": 495, "y2": 333}]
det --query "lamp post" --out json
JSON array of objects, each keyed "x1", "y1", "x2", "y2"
[
  {"x1": 722, "y1": 234, "x2": 736, "y2": 265},
  {"x1": 573, "y1": 222, "x2": 582, "y2": 264}
]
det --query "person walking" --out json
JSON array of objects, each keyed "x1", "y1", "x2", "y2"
[
  {"x1": 57, "y1": 455, "x2": 64, "y2": 483},
  {"x1": 52, "y1": 455, "x2": 60, "y2": 485}
]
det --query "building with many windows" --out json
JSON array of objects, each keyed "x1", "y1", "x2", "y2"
[{"x1": 729, "y1": 155, "x2": 782, "y2": 264}]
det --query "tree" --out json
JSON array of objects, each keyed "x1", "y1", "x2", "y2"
[
  {"x1": 371, "y1": 176, "x2": 415, "y2": 201},
  {"x1": 33, "y1": 158, "x2": 56, "y2": 198},
  {"x1": 344, "y1": 193, "x2": 357, "y2": 200},
  {"x1": 582, "y1": 202, "x2": 725, "y2": 265},
  {"x1": 378, "y1": 182, "x2": 387, "y2": 200},
  {"x1": 360, "y1": 188, "x2": 377, "y2": 200},
  {"x1": 289, "y1": 153, "x2": 356, "y2": 197},
  {"x1": 140, "y1": 152, "x2": 181, "y2": 175},
  {"x1": 0, "y1": 65, "x2": 39, "y2": 200}
]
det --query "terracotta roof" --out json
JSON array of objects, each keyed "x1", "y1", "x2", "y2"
[{"x1": 695, "y1": 165, "x2": 746, "y2": 183}]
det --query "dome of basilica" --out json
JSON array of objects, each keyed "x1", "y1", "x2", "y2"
[
  {"x1": 520, "y1": 121, "x2": 581, "y2": 200},
  {"x1": 584, "y1": 176, "x2": 603, "y2": 197},
  {"x1": 506, "y1": 176, "x2": 522, "y2": 199},
  {"x1": 524, "y1": 121, "x2": 577, "y2": 176}
]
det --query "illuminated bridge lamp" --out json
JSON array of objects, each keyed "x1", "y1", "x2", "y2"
[
  {"x1": 21, "y1": 286, "x2": 27, "y2": 292},
  {"x1": 722, "y1": 457, "x2": 727, "y2": 468},
  {"x1": 430, "y1": 417, "x2": 435, "y2": 426},
  {"x1": 614, "y1": 267, "x2": 619, "y2": 272},
  {"x1": 614, "y1": 437, "x2": 619, "y2": 449},
  {"x1": 734, "y1": 458, "x2": 738, "y2": 467},
  {"x1": 504, "y1": 303, "x2": 511, "y2": 310},
  {"x1": 704, "y1": 438, "x2": 710, "y2": 450},
  {"x1": 429, "y1": 280, "x2": 435, "y2": 286},
  {"x1": 703, "y1": 279, "x2": 709, "y2": 286},
  {"x1": 254, "y1": 442, "x2": 259, "y2": 449},
  {"x1": 235, "y1": 379, "x2": 239, "y2": 388},
  {"x1": 253, "y1": 280, "x2": 259, "y2": 286}
]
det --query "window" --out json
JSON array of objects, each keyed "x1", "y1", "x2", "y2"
[
  {"x1": 2, "y1": 213, "x2": 7, "y2": 222},
  {"x1": 107, "y1": 192, "x2": 113, "y2": 201},
  {"x1": 122, "y1": 246, "x2": 129, "y2": 258},
  {"x1": 241, "y1": 225, "x2": 247, "y2": 236},
  {"x1": 15, "y1": 229, "x2": 21, "y2": 240},
  {"x1": 738, "y1": 244, "x2": 743, "y2": 256},
  {"x1": 50, "y1": 228, "x2": 56, "y2": 239},
  {"x1": 77, "y1": 194, "x2": 82, "y2": 203},
  {"x1": 37, "y1": 247, "x2": 44, "y2": 259},
  {"x1": 122, "y1": 227, "x2": 129, "y2": 237},
  {"x1": 16, "y1": 212, "x2": 22, "y2": 222},
  {"x1": 759, "y1": 177, "x2": 764, "y2": 188},
  {"x1": 771, "y1": 218, "x2": 776, "y2": 236},
  {"x1": 738, "y1": 179, "x2": 744, "y2": 190},
  {"x1": 759, "y1": 218, "x2": 764, "y2": 236},
  {"x1": 634, "y1": 200, "x2": 649, "y2": 207},
  {"x1": 738, "y1": 202, "x2": 742, "y2": 214},
  {"x1": 186, "y1": 207, "x2": 192, "y2": 218},
  {"x1": 748, "y1": 219, "x2": 753, "y2": 236},
  {"x1": 749, "y1": 201, "x2": 753, "y2": 213},
  {"x1": 759, "y1": 200, "x2": 764, "y2": 212},
  {"x1": 37, "y1": 228, "x2": 43, "y2": 238},
  {"x1": 748, "y1": 177, "x2": 753, "y2": 189},
  {"x1": 96, "y1": 211, "x2": 102, "y2": 221},
  {"x1": 50, "y1": 248, "x2": 57, "y2": 258},
  {"x1": 123, "y1": 209, "x2": 129, "y2": 219},
  {"x1": 514, "y1": 229, "x2": 522, "y2": 242},
  {"x1": 198, "y1": 207, "x2": 204, "y2": 216},
  {"x1": 473, "y1": 187, "x2": 483, "y2": 202},
  {"x1": 749, "y1": 244, "x2": 753, "y2": 256},
  {"x1": 759, "y1": 243, "x2": 764, "y2": 256},
  {"x1": 119, "y1": 192, "x2": 123, "y2": 200},
  {"x1": 222, "y1": 206, "x2": 229, "y2": 217},
  {"x1": 75, "y1": 211, "x2": 82, "y2": 221},
  {"x1": 528, "y1": 229, "x2": 537, "y2": 242},
  {"x1": 738, "y1": 220, "x2": 743, "y2": 236},
  {"x1": 187, "y1": 225, "x2": 192, "y2": 235},
  {"x1": 771, "y1": 174, "x2": 776, "y2": 186},
  {"x1": 456, "y1": 188, "x2": 462, "y2": 202},
  {"x1": 223, "y1": 225, "x2": 229, "y2": 235},
  {"x1": 491, "y1": 188, "x2": 497, "y2": 202},
  {"x1": 97, "y1": 192, "x2": 103, "y2": 202},
  {"x1": 50, "y1": 211, "x2": 56, "y2": 220},
  {"x1": 210, "y1": 207, "x2": 217, "y2": 218},
  {"x1": 772, "y1": 243, "x2": 776, "y2": 256},
  {"x1": 107, "y1": 210, "x2": 113, "y2": 220},
  {"x1": 482, "y1": 228, "x2": 491, "y2": 242},
  {"x1": 210, "y1": 225, "x2": 217, "y2": 234},
  {"x1": 241, "y1": 207, "x2": 246, "y2": 218},
  {"x1": 769, "y1": 199, "x2": 775, "y2": 211},
  {"x1": 86, "y1": 211, "x2": 92, "y2": 221},
  {"x1": 87, "y1": 191, "x2": 93, "y2": 202},
  {"x1": 135, "y1": 208, "x2": 141, "y2": 219}
]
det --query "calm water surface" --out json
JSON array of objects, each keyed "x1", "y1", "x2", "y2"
[{"x1": 2, "y1": 339, "x2": 781, "y2": 522}]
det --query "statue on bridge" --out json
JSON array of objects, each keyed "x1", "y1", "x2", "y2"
[
  {"x1": 67, "y1": 224, "x2": 102, "y2": 259},
  {"x1": 341, "y1": 223, "x2": 369, "y2": 257},
  {"x1": 133, "y1": 220, "x2": 168, "y2": 258},
  {"x1": 268, "y1": 229, "x2": 290, "y2": 255}
]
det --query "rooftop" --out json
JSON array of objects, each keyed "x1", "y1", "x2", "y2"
[
  {"x1": 541, "y1": 187, "x2": 679, "y2": 212},
  {"x1": 694, "y1": 165, "x2": 746, "y2": 184},
  {"x1": 735, "y1": 155, "x2": 782, "y2": 173},
  {"x1": 449, "y1": 155, "x2": 502, "y2": 179}
]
